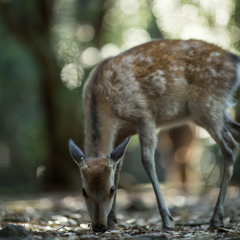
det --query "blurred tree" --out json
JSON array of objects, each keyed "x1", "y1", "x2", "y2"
[
  {"x1": 75, "y1": 0, "x2": 106, "y2": 47},
  {"x1": 0, "y1": 0, "x2": 81, "y2": 191},
  {"x1": 0, "y1": 0, "x2": 112, "y2": 192}
]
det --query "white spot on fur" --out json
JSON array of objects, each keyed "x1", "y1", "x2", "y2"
[
  {"x1": 210, "y1": 68, "x2": 217, "y2": 78},
  {"x1": 146, "y1": 56, "x2": 153, "y2": 64},
  {"x1": 206, "y1": 52, "x2": 221, "y2": 64},
  {"x1": 159, "y1": 42, "x2": 166, "y2": 47},
  {"x1": 124, "y1": 55, "x2": 137, "y2": 64},
  {"x1": 150, "y1": 70, "x2": 167, "y2": 93},
  {"x1": 206, "y1": 103, "x2": 211, "y2": 107},
  {"x1": 210, "y1": 52, "x2": 221, "y2": 57},
  {"x1": 189, "y1": 50, "x2": 194, "y2": 57},
  {"x1": 103, "y1": 69, "x2": 114, "y2": 80},
  {"x1": 152, "y1": 76, "x2": 166, "y2": 93},
  {"x1": 121, "y1": 54, "x2": 153, "y2": 67},
  {"x1": 180, "y1": 77, "x2": 187, "y2": 84},
  {"x1": 179, "y1": 41, "x2": 191, "y2": 50},
  {"x1": 165, "y1": 102, "x2": 180, "y2": 116},
  {"x1": 180, "y1": 66, "x2": 185, "y2": 71},
  {"x1": 157, "y1": 70, "x2": 164, "y2": 76},
  {"x1": 188, "y1": 64, "x2": 194, "y2": 72}
]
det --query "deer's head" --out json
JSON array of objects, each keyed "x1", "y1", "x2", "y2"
[{"x1": 68, "y1": 137, "x2": 130, "y2": 233}]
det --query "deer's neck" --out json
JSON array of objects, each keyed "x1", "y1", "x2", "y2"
[{"x1": 84, "y1": 95, "x2": 117, "y2": 158}]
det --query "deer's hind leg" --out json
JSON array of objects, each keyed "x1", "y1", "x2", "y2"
[
  {"x1": 224, "y1": 112, "x2": 240, "y2": 144},
  {"x1": 195, "y1": 111, "x2": 238, "y2": 227},
  {"x1": 137, "y1": 119, "x2": 173, "y2": 229}
]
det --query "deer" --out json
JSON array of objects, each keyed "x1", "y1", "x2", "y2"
[{"x1": 68, "y1": 39, "x2": 240, "y2": 233}]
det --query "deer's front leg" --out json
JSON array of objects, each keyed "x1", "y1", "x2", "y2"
[
  {"x1": 138, "y1": 120, "x2": 173, "y2": 229},
  {"x1": 107, "y1": 159, "x2": 123, "y2": 229}
]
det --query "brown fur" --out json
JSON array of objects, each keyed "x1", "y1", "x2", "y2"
[
  {"x1": 82, "y1": 158, "x2": 112, "y2": 192},
  {"x1": 78, "y1": 39, "x2": 240, "y2": 231},
  {"x1": 83, "y1": 40, "x2": 238, "y2": 154}
]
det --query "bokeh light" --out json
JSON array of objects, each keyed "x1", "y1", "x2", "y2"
[
  {"x1": 101, "y1": 43, "x2": 121, "y2": 58},
  {"x1": 216, "y1": 9, "x2": 229, "y2": 25},
  {"x1": 76, "y1": 25, "x2": 95, "y2": 42},
  {"x1": 195, "y1": 126, "x2": 210, "y2": 139},
  {"x1": 122, "y1": 27, "x2": 150, "y2": 50},
  {"x1": 152, "y1": 0, "x2": 235, "y2": 49},
  {"x1": 208, "y1": 166, "x2": 221, "y2": 185},
  {"x1": 61, "y1": 63, "x2": 84, "y2": 89},
  {"x1": 120, "y1": 0, "x2": 139, "y2": 15},
  {"x1": 80, "y1": 47, "x2": 101, "y2": 68}
]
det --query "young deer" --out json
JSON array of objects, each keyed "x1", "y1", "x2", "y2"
[{"x1": 69, "y1": 39, "x2": 240, "y2": 232}]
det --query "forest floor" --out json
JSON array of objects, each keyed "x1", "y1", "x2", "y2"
[{"x1": 1, "y1": 183, "x2": 240, "y2": 239}]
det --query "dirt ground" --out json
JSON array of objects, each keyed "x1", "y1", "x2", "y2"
[{"x1": 1, "y1": 183, "x2": 240, "y2": 239}]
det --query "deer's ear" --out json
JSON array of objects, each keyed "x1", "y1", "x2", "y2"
[
  {"x1": 110, "y1": 136, "x2": 131, "y2": 163},
  {"x1": 68, "y1": 139, "x2": 86, "y2": 166}
]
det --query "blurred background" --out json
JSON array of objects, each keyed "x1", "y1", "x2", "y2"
[{"x1": 0, "y1": 0, "x2": 240, "y2": 197}]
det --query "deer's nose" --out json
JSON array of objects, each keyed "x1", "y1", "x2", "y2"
[{"x1": 93, "y1": 224, "x2": 106, "y2": 233}]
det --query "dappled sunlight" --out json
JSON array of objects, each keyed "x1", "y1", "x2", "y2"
[
  {"x1": 116, "y1": 188, "x2": 130, "y2": 208},
  {"x1": 102, "y1": 0, "x2": 151, "y2": 49},
  {"x1": 126, "y1": 135, "x2": 139, "y2": 152},
  {"x1": 207, "y1": 166, "x2": 221, "y2": 185},
  {"x1": 36, "y1": 165, "x2": 46, "y2": 178},
  {"x1": 227, "y1": 107, "x2": 236, "y2": 119},
  {"x1": 120, "y1": 0, "x2": 139, "y2": 16},
  {"x1": 216, "y1": 9, "x2": 229, "y2": 25},
  {"x1": 1, "y1": 185, "x2": 240, "y2": 238},
  {"x1": 60, "y1": 63, "x2": 83, "y2": 90},
  {"x1": 190, "y1": 149, "x2": 216, "y2": 174},
  {"x1": 101, "y1": 43, "x2": 120, "y2": 58},
  {"x1": 53, "y1": 20, "x2": 80, "y2": 67},
  {"x1": 195, "y1": 127, "x2": 211, "y2": 139},
  {"x1": 76, "y1": 25, "x2": 95, "y2": 43},
  {"x1": 152, "y1": 0, "x2": 238, "y2": 50},
  {"x1": 122, "y1": 27, "x2": 151, "y2": 50},
  {"x1": 80, "y1": 47, "x2": 101, "y2": 68},
  {"x1": 227, "y1": 186, "x2": 240, "y2": 199},
  {"x1": 174, "y1": 195, "x2": 186, "y2": 207},
  {"x1": 61, "y1": 196, "x2": 84, "y2": 211}
]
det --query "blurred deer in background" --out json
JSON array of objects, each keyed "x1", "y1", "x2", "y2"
[
  {"x1": 157, "y1": 124, "x2": 196, "y2": 191},
  {"x1": 69, "y1": 39, "x2": 240, "y2": 232}
]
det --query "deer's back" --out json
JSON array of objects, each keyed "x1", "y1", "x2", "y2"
[{"x1": 83, "y1": 39, "x2": 239, "y2": 127}]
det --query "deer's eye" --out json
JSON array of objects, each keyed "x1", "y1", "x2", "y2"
[
  {"x1": 109, "y1": 186, "x2": 115, "y2": 198},
  {"x1": 82, "y1": 188, "x2": 87, "y2": 198}
]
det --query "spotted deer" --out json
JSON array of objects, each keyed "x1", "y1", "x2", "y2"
[{"x1": 69, "y1": 39, "x2": 240, "y2": 232}]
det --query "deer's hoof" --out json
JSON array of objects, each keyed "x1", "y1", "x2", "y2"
[
  {"x1": 163, "y1": 225, "x2": 173, "y2": 230},
  {"x1": 161, "y1": 211, "x2": 174, "y2": 230},
  {"x1": 210, "y1": 207, "x2": 223, "y2": 228}
]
